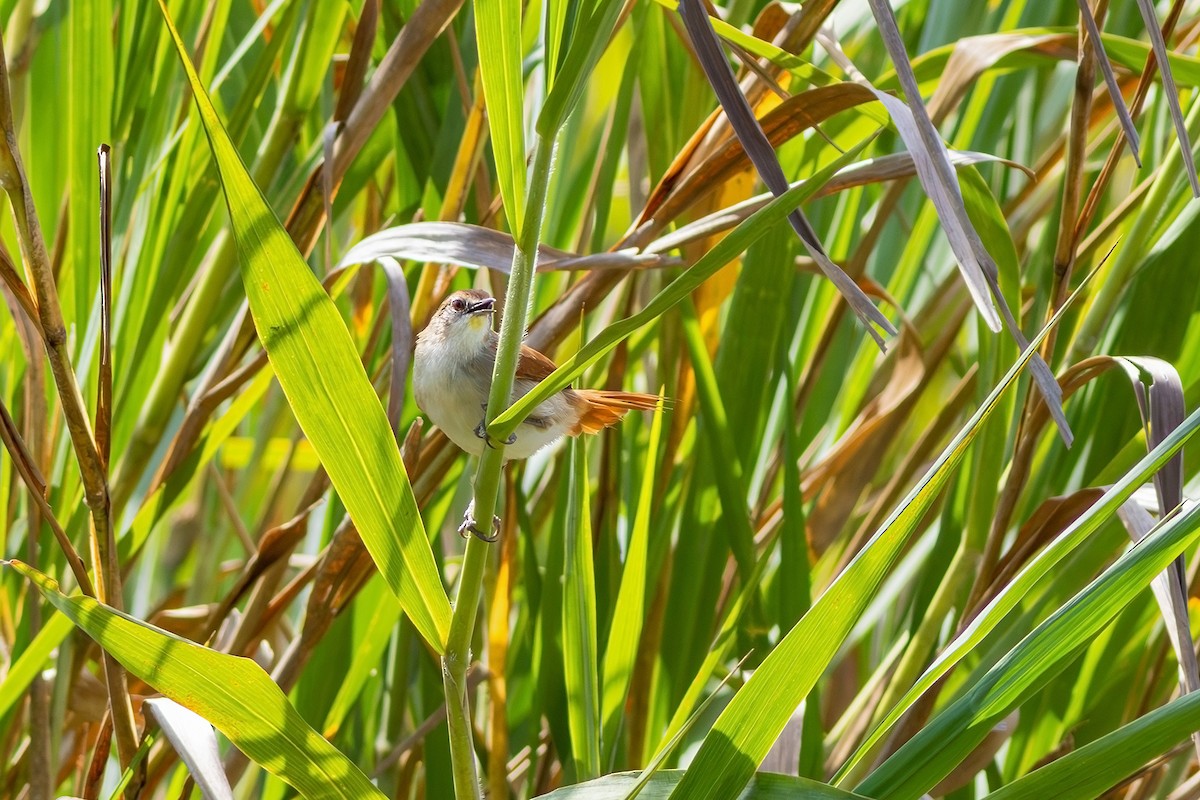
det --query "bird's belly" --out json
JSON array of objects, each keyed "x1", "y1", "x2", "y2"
[
  {"x1": 413, "y1": 365, "x2": 572, "y2": 460},
  {"x1": 413, "y1": 363, "x2": 489, "y2": 457},
  {"x1": 504, "y1": 415, "x2": 571, "y2": 460}
]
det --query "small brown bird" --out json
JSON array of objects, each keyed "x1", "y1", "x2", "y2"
[{"x1": 413, "y1": 290, "x2": 658, "y2": 538}]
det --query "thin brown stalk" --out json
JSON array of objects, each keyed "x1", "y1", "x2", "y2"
[
  {"x1": 0, "y1": 37, "x2": 137, "y2": 769},
  {"x1": 0, "y1": 399, "x2": 93, "y2": 594},
  {"x1": 286, "y1": 0, "x2": 467, "y2": 256},
  {"x1": 1073, "y1": 0, "x2": 1141, "y2": 167},
  {"x1": 1074, "y1": 0, "x2": 1186, "y2": 247},
  {"x1": 95, "y1": 145, "x2": 112, "y2": 471}
]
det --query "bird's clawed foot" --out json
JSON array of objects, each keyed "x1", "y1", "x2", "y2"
[
  {"x1": 458, "y1": 501, "x2": 502, "y2": 542},
  {"x1": 473, "y1": 418, "x2": 517, "y2": 449}
]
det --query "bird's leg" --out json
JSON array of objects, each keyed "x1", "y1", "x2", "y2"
[
  {"x1": 458, "y1": 498, "x2": 501, "y2": 542},
  {"x1": 474, "y1": 404, "x2": 517, "y2": 448}
]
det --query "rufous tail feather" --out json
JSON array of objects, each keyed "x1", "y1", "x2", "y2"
[{"x1": 572, "y1": 391, "x2": 660, "y2": 435}]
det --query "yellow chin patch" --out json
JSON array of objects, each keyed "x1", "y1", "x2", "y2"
[{"x1": 468, "y1": 314, "x2": 488, "y2": 331}]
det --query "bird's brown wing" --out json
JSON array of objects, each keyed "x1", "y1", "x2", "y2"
[
  {"x1": 514, "y1": 342, "x2": 559, "y2": 381},
  {"x1": 484, "y1": 336, "x2": 560, "y2": 381}
]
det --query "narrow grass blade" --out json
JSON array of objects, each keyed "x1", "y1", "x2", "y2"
[
  {"x1": 535, "y1": 770, "x2": 871, "y2": 799},
  {"x1": 1117, "y1": 500, "x2": 1197, "y2": 701},
  {"x1": 1133, "y1": 0, "x2": 1198, "y2": 195},
  {"x1": 0, "y1": 612, "x2": 74, "y2": 719},
  {"x1": 816, "y1": 30, "x2": 1000, "y2": 333},
  {"x1": 1075, "y1": 0, "x2": 1142, "y2": 166},
  {"x1": 859, "y1": 500, "x2": 1200, "y2": 797},
  {"x1": 157, "y1": 0, "x2": 451, "y2": 650},
  {"x1": 338, "y1": 222, "x2": 676, "y2": 274},
  {"x1": 632, "y1": 652, "x2": 755, "y2": 800},
  {"x1": 831, "y1": 16, "x2": 1072, "y2": 445},
  {"x1": 1112, "y1": 356, "x2": 1197, "y2": 758},
  {"x1": 835, "y1": 405, "x2": 1200, "y2": 785},
  {"x1": 7, "y1": 560, "x2": 386, "y2": 800},
  {"x1": 538, "y1": 0, "x2": 626, "y2": 137},
  {"x1": 681, "y1": 301, "x2": 756, "y2": 577},
  {"x1": 564, "y1": 439, "x2": 602, "y2": 780},
  {"x1": 676, "y1": 0, "x2": 894, "y2": 348},
  {"x1": 601, "y1": 396, "x2": 665, "y2": 768},
  {"x1": 646, "y1": 150, "x2": 1032, "y2": 256},
  {"x1": 145, "y1": 698, "x2": 235, "y2": 800},
  {"x1": 96, "y1": 144, "x2": 113, "y2": 469},
  {"x1": 475, "y1": 0, "x2": 526, "y2": 236},
  {"x1": 322, "y1": 577, "x2": 403, "y2": 738},
  {"x1": 986, "y1": 686, "x2": 1200, "y2": 799}
]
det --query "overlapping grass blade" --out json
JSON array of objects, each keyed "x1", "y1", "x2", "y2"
[
  {"x1": 858, "y1": 501, "x2": 1200, "y2": 797},
  {"x1": 1073, "y1": 0, "x2": 1142, "y2": 166},
  {"x1": 986, "y1": 687, "x2": 1200, "y2": 799},
  {"x1": 144, "y1": 698, "x2": 235, "y2": 800},
  {"x1": 835, "y1": 404, "x2": 1200, "y2": 784},
  {"x1": 535, "y1": 770, "x2": 870, "y2": 798},
  {"x1": 338, "y1": 222, "x2": 676, "y2": 274},
  {"x1": 664, "y1": 270, "x2": 1083, "y2": 800},
  {"x1": 842, "y1": 10, "x2": 1072, "y2": 444},
  {"x1": 676, "y1": 0, "x2": 894, "y2": 348},
  {"x1": 1133, "y1": 0, "x2": 1199, "y2": 196},
  {"x1": 537, "y1": 0, "x2": 626, "y2": 137},
  {"x1": 7, "y1": 560, "x2": 385, "y2": 800}
]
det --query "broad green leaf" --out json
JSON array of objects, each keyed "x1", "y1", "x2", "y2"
[
  {"x1": 7, "y1": 560, "x2": 385, "y2": 800},
  {"x1": 476, "y1": 0, "x2": 527, "y2": 236},
  {"x1": 157, "y1": 0, "x2": 451, "y2": 650},
  {"x1": 666, "y1": 273, "x2": 1080, "y2": 800}
]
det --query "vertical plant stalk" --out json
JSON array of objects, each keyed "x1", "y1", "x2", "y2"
[
  {"x1": 96, "y1": 144, "x2": 113, "y2": 469},
  {"x1": 443, "y1": 135, "x2": 554, "y2": 799},
  {"x1": 0, "y1": 34, "x2": 139, "y2": 768}
]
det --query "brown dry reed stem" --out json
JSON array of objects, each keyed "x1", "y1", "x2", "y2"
[
  {"x1": 1073, "y1": 0, "x2": 1187, "y2": 257},
  {"x1": 95, "y1": 144, "x2": 112, "y2": 471},
  {"x1": 973, "y1": 7, "x2": 1104, "y2": 612},
  {"x1": 0, "y1": 33, "x2": 138, "y2": 770}
]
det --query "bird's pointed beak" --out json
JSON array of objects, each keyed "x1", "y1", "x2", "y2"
[{"x1": 467, "y1": 297, "x2": 496, "y2": 315}]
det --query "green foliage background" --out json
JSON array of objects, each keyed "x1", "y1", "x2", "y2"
[{"x1": 3, "y1": 0, "x2": 1200, "y2": 798}]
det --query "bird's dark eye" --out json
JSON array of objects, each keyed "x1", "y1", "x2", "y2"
[{"x1": 450, "y1": 297, "x2": 467, "y2": 312}]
